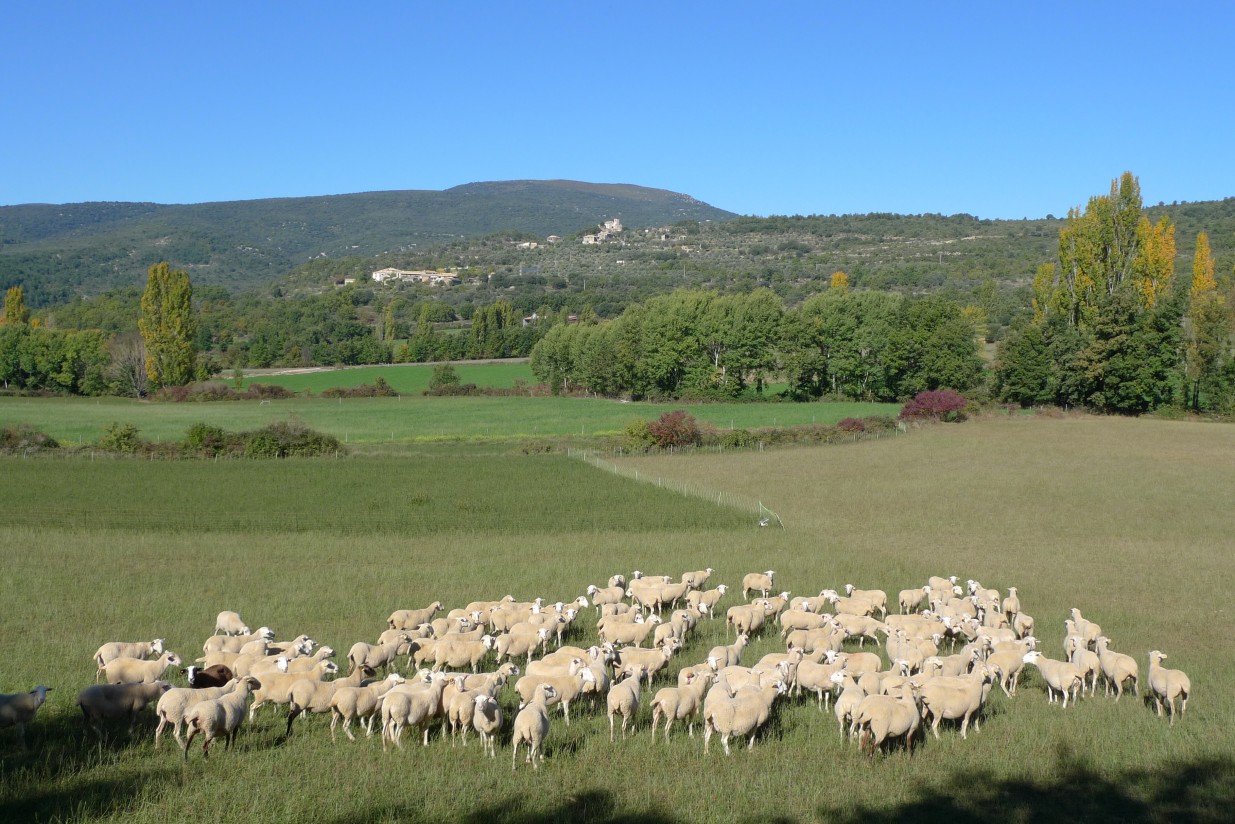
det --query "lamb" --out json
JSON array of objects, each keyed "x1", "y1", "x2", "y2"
[
  {"x1": 381, "y1": 671, "x2": 450, "y2": 750},
  {"x1": 387, "y1": 601, "x2": 444, "y2": 631},
  {"x1": 76, "y1": 680, "x2": 172, "y2": 739},
  {"x1": 898, "y1": 586, "x2": 931, "y2": 614},
  {"x1": 607, "y1": 668, "x2": 645, "y2": 741},
  {"x1": 854, "y1": 682, "x2": 922, "y2": 754},
  {"x1": 1094, "y1": 636, "x2": 1139, "y2": 701},
  {"x1": 511, "y1": 683, "x2": 557, "y2": 770},
  {"x1": 99, "y1": 651, "x2": 183, "y2": 685},
  {"x1": 93, "y1": 639, "x2": 165, "y2": 671},
  {"x1": 202, "y1": 627, "x2": 274, "y2": 654},
  {"x1": 182, "y1": 675, "x2": 261, "y2": 758},
  {"x1": 215, "y1": 611, "x2": 250, "y2": 636},
  {"x1": 741, "y1": 570, "x2": 775, "y2": 599},
  {"x1": 154, "y1": 679, "x2": 241, "y2": 750},
  {"x1": 284, "y1": 664, "x2": 375, "y2": 736},
  {"x1": 1148, "y1": 650, "x2": 1190, "y2": 725},
  {"x1": 327, "y1": 673, "x2": 406, "y2": 741},
  {"x1": 348, "y1": 635, "x2": 411, "y2": 674},
  {"x1": 685, "y1": 584, "x2": 729, "y2": 617},
  {"x1": 514, "y1": 666, "x2": 595, "y2": 726},
  {"x1": 472, "y1": 694, "x2": 503, "y2": 757},
  {"x1": 702, "y1": 679, "x2": 787, "y2": 755},
  {"x1": 650, "y1": 669, "x2": 712, "y2": 741},
  {"x1": 918, "y1": 666, "x2": 994, "y2": 739},
  {"x1": 1022, "y1": 651, "x2": 1082, "y2": 708},
  {"x1": 247, "y1": 659, "x2": 339, "y2": 719},
  {"x1": 183, "y1": 664, "x2": 234, "y2": 689},
  {"x1": 0, "y1": 685, "x2": 52, "y2": 747}
]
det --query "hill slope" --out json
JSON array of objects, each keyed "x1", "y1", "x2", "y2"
[{"x1": 0, "y1": 181, "x2": 736, "y2": 305}]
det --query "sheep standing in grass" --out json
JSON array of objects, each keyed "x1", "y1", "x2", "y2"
[
  {"x1": 854, "y1": 682, "x2": 922, "y2": 755},
  {"x1": 1094, "y1": 636, "x2": 1138, "y2": 700},
  {"x1": 649, "y1": 670, "x2": 712, "y2": 741},
  {"x1": 1065, "y1": 635, "x2": 1101, "y2": 696},
  {"x1": 215, "y1": 611, "x2": 250, "y2": 636},
  {"x1": 284, "y1": 664, "x2": 374, "y2": 737},
  {"x1": 708, "y1": 634, "x2": 749, "y2": 669},
  {"x1": 514, "y1": 666, "x2": 595, "y2": 726},
  {"x1": 702, "y1": 679, "x2": 787, "y2": 755},
  {"x1": 472, "y1": 694, "x2": 503, "y2": 758},
  {"x1": 607, "y1": 668, "x2": 645, "y2": 741},
  {"x1": 685, "y1": 584, "x2": 729, "y2": 617},
  {"x1": 387, "y1": 601, "x2": 444, "y2": 631},
  {"x1": 382, "y1": 672, "x2": 449, "y2": 750},
  {"x1": 587, "y1": 584, "x2": 625, "y2": 615},
  {"x1": 328, "y1": 673, "x2": 406, "y2": 742},
  {"x1": 918, "y1": 667, "x2": 994, "y2": 740},
  {"x1": 1148, "y1": 651, "x2": 1190, "y2": 725},
  {"x1": 77, "y1": 681, "x2": 172, "y2": 739},
  {"x1": 93, "y1": 639, "x2": 165, "y2": 672},
  {"x1": 202, "y1": 627, "x2": 274, "y2": 655},
  {"x1": 831, "y1": 672, "x2": 864, "y2": 737},
  {"x1": 1022, "y1": 651, "x2": 1082, "y2": 708},
  {"x1": 348, "y1": 635, "x2": 410, "y2": 675},
  {"x1": 100, "y1": 651, "x2": 183, "y2": 685},
  {"x1": 182, "y1": 676, "x2": 261, "y2": 758},
  {"x1": 155, "y1": 680, "x2": 239, "y2": 750},
  {"x1": 899, "y1": 586, "x2": 931, "y2": 614},
  {"x1": 741, "y1": 571, "x2": 775, "y2": 599},
  {"x1": 0, "y1": 685, "x2": 52, "y2": 747},
  {"x1": 511, "y1": 683, "x2": 557, "y2": 771},
  {"x1": 247, "y1": 660, "x2": 339, "y2": 719}
]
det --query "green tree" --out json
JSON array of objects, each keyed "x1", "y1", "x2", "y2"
[
  {"x1": 3, "y1": 285, "x2": 29, "y2": 326},
  {"x1": 1185, "y1": 232, "x2": 1230, "y2": 410},
  {"x1": 139, "y1": 262, "x2": 197, "y2": 388}
]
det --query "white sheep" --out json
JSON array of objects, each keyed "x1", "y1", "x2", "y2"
[
  {"x1": 76, "y1": 680, "x2": 172, "y2": 739},
  {"x1": 844, "y1": 585, "x2": 888, "y2": 617},
  {"x1": 1147, "y1": 650, "x2": 1190, "y2": 725},
  {"x1": 702, "y1": 679, "x2": 787, "y2": 755},
  {"x1": 154, "y1": 680, "x2": 240, "y2": 750},
  {"x1": 741, "y1": 570, "x2": 775, "y2": 599},
  {"x1": 431, "y1": 635, "x2": 495, "y2": 672},
  {"x1": 328, "y1": 673, "x2": 406, "y2": 742},
  {"x1": 1094, "y1": 636, "x2": 1138, "y2": 701},
  {"x1": 93, "y1": 639, "x2": 165, "y2": 672},
  {"x1": 284, "y1": 663, "x2": 374, "y2": 737},
  {"x1": 918, "y1": 666, "x2": 994, "y2": 740},
  {"x1": 472, "y1": 694, "x2": 503, "y2": 758},
  {"x1": 898, "y1": 586, "x2": 931, "y2": 614},
  {"x1": 182, "y1": 675, "x2": 261, "y2": 758},
  {"x1": 382, "y1": 672, "x2": 450, "y2": 750},
  {"x1": 794, "y1": 659, "x2": 844, "y2": 710},
  {"x1": 707, "y1": 633, "x2": 749, "y2": 669},
  {"x1": 649, "y1": 669, "x2": 713, "y2": 741},
  {"x1": 347, "y1": 635, "x2": 410, "y2": 674},
  {"x1": 215, "y1": 611, "x2": 250, "y2": 636},
  {"x1": 1065, "y1": 635, "x2": 1101, "y2": 696},
  {"x1": 247, "y1": 659, "x2": 339, "y2": 719},
  {"x1": 853, "y1": 682, "x2": 922, "y2": 754},
  {"x1": 606, "y1": 668, "x2": 645, "y2": 741},
  {"x1": 599, "y1": 614, "x2": 661, "y2": 647},
  {"x1": 387, "y1": 601, "x2": 444, "y2": 630},
  {"x1": 511, "y1": 683, "x2": 557, "y2": 770},
  {"x1": 515, "y1": 666, "x2": 595, "y2": 726},
  {"x1": 1022, "y1": 651, "x2": 1082, "y2": 708},
  {"x1": 587, "y1": 584, "x2": 626, "y2": 614},
  {"x1": 685, "y1": 584, "x2": 729, "y2": 617},
  {"x1": 0, "y1": 685, "x2": 52, "y2": 747},
  {"x1": 99, "y1": 651, "x2": 183, "y2": 685},
  {"x1": 202, "y1": 627, "x2": 274, "y2": 655},
  {"x1": 617, "y1": 640, "x2": 680, "y2": 687},
  {"x1": 831, "y1": 671, "x2": 864, "y2": 737}
]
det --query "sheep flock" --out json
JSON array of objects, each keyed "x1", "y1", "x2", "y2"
[{"x1": 2, "y1": 571, "x2": 1192, "y2": 767}]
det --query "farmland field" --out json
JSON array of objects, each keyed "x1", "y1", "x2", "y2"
[
  {"x1": 1, "y1": 415, "x2": 1232, "y2": 822},
  {"x1": 0, "y1": 395, "x2": 898, "y2": 445},
  {"x1": 239, "y1": 361, "x2": 536, "y2": 395}
]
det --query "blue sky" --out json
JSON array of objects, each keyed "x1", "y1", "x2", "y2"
[{"x1": 3, "y1": 2, "x2": 1232, "y2": 219}]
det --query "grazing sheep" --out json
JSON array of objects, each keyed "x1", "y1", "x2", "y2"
[
  {"x1": 831, "y1": 614, "x2": 885, "y2": 647},
  {"x1": 1147, "y1": 651, "x2": 1190, "y2": 725},
  {"x1": 0, "y1": 685, "x2": 52, "y2": 747},
  {"x1": 100, "y1": 651, "x2": 183, "y2": 685},
  {"x1": 182, "y1": 676, "x2": 261, "y2": 758},
  {"x1": 918, "y1": 667, "x2": 994, "y2": 740},
  {"x1": 472, "y1": 694, "x2": 503, "y2": 757},
  {"x1": 76, "y1": 681, "x2": 172, "y2": 739},
  {"x1": 247, "y1": 660, "x2": 339, "y2": 719},
  {"x1": 854, "y1": 683, "x2": 922, "y2": 755},
  {"x1": 284, "y1": 664, "x2": 374, "y2": 736},
  {"x1": 387, "y1": 601, "x2": 444, "y2": 631},
  {"x1": 328, "y1": 673, "x2": 406, "y2": 742},
  {"x1": 703, "y1": 679, "x2": 787, "y2": 755},
  {"x1": 780, "y1": 608, "x2": 830, "y2": 637},
  {"x1": 984, "y1": 649, "x2": 1027, "y2": 697},
  {"x1": 382, "y1": 672, "x2": 450, "y2": 750},
  {"x1": 348, "y1": 635, "x2": 410, "y2": 674},
  {"x1": 515, "y1": 666, "x2": 595, "y2": 726},
  {"x1": 183, "y1": 664, "x2": 234, "y2": 689},
  {"x1": 844, "y1": 585, "x2": 888, "y2": 618},
  {"x1": 511, "y1": 683, "x2": 557, "y2": 770},
  {"x1": 1022, "y1": 651, "x2": 1082, "y2": 708},
  {"x1": 93, "y1": 639, "x2": 165, "y2": 672},
  {"x1": 1094, "y1": 636, "x2": 1139, "y2": 701},
  {"x1": 725, "y1": 603, "x2": 772, "y2": 638},
  {"x1": 607, "y1": 669, "x2": 645, "y2": 742},
  {"x1": 741, "y1": 570, "x2": 775, "y2": 600},
  {"x1": 829, "y1": 651, "x2": 882, "y2": 676},
  {"x1": 650, "y1": 670, "x2": 712, "y2": 741},
  {"x1": 155, "y1": 680, "x2": 239, "y2": 750},
  {"x1": 785, "y1": 626, "x2": 844, "y2": 657},
  {"x1": 215, "y1": 611, "x2": 250, "y2": 636}
]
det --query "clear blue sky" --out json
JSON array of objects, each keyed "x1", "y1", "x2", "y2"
[{"x1": 3, "y1": 2, "x2": 1232, "y2": 219}]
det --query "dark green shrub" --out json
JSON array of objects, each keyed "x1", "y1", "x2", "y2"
[
  {"x1": 241, "y1": 421, "x2": 341, "y2": 458},
  {"x1": 720, "y1": 428, "x2": 756, "y2": 449},
  {"x1": 99, "y1": 422, "x2": 141, "y2": 453},
  {"x1": 184, "y1": 423, "x2": 232, "y2": 455},
  {"x1": 429, "y1": 363, "x2": 460, "y2": 390}
]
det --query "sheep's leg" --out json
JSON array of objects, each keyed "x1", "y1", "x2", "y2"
[{"x1": 608, "y1": 713, "x2": 615, "y2": 742}]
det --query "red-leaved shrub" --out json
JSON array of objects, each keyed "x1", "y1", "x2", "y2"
[
  {"x1": 899, "y1": 389, "x2": 968, "y2": 422},
  {"x1": 836, "y1": 417, "x2": 866, "y2": 432},
  {"x1": 646, "y1": 410, "x2": 702, "y2": 449}
]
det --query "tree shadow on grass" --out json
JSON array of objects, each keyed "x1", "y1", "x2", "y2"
[
  {"x1": 324, "y1": 790, "x2": 682, "y2": 824},
  {"x1": 817, "y1": 745, "x2": 1235, "y2": 824}
]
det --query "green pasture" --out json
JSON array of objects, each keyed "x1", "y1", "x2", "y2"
[
  {"x1": 0, "y1": 395, "x2": 897, "y2": 445},
  {"x1": 0, "y1": 415, "x2": 1232, "y2": 822},
  {"x1": 240, "y1": 361, "x2": 536, "y2": 395}
]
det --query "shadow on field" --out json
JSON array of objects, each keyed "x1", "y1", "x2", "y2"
[
  {"x1": 816, "y1": 745, "x2": 1235, "y2": 824},
  {"x1": 325, "y1": 790, "x2": 681, "y2": 824}
]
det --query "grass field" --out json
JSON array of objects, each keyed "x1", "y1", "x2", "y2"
[
  {"x1": 0, "y1": 395, "x2": 898, "y2": 445},
  {"x1": 239, "y1": 361, "x2": 536, "y2": 395},
  {"x1": 1, "y1": 415, "x2": 1232, "y2": 822}
]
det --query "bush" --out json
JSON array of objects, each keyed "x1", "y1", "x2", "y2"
[
  {"x1": 623, "y1": 418, "x2": 655, "y2": 451},
  {"x1": 429, "y1": 363, "x2": 460, "y2": 390},
  {"x1": 151, "y1": 382, "x2": 295, "y2": 402},
  {"x1": 98, "y1": 422, "x2": 142, "y2": 453},
  {"x1": 899, "y1": 389, "x2": 969, "y2": 422},
  {"x1": 836, "y1": 417, "x2": 866, "y2": 433},
  {"x1": 424, "y1": 382, "x2": 481, "y2": 397},
  {"x1": 183, "y1": 423, "x2": 235, "y2": 456},
  {"x1": 321, "y1": 377, "x2": 398, "y2": 398},
  {"x1": 241, "y1": 421, "x2": 341, "y2": 458},
  {"x1": 0, "y1": 425, "x2": 59, "y2": 455},
  {"x1": 720, "y1": 428, "x2": 757, "y2": 449},
  {"x1": 646, "y1": 410, "x2": 702, "y2": 450}
]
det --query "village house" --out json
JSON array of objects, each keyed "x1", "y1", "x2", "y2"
[{"x1": 370, "y1": 267, "x2": 460, "y2": 286}]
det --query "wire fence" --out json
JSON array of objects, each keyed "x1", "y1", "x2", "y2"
[{"x1": 568, "y1": 448, "x2": 786, "y2": 530}]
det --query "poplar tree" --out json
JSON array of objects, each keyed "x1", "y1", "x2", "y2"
[
  {"x1": 1186, "y1": 232, "x2": 1229, "y2": 409},
  {"x1": 3, "y1": 285, "x2": 29, "y2": 326},
  {"x1": 138, "y1": 262, "x2": 197, "y2": 388}
]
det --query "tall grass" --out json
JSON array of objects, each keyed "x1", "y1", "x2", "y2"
[{"x1": 0, "y1": 415, "x2": 1231, "y2": 822}]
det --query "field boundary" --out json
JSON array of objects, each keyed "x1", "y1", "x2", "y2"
[{"x1": 568, "y1": 448, "x2": 786, "y2": 529}]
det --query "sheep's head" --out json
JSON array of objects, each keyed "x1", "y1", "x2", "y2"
[
  {"x1": 321, "y1": 661, "x2": 339, "y2": 675},
  {"x1": 1022, "y1": 651, "x2": 1041, "y2": 664},
  {"x1": 587, "y1": 585, "x2": 598, "y2": 596},
  {"x1": 183, "y1": 666, "x2": 198, "y2": 685},
  {"x1": 151, "y1": 639, "x2": 166, "y2": 654},
  {"x1": 166, "y1": 652, "x2": 183, "y2": 667},
  {"x1": 717, "y1": 584, "x2": 728, "y2": 594}
]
